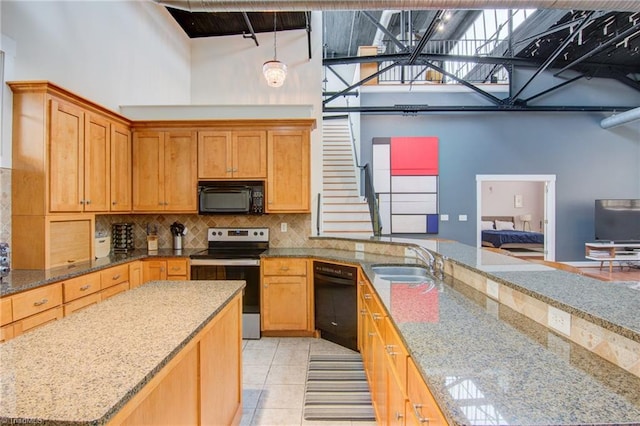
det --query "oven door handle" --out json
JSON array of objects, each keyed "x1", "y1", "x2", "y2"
[{"x1": 190, "y1": 258, "x2": 261, "y2": 266}]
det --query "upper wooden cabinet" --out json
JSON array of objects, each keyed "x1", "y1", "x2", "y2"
[
  {"x1": 198, "y1": 130, "x2": 267, "y2": 179},
  {"x1": 110, "y1": 123, "x2": 133, "y2": 212},
  {"x1": 267, "y1": 129, "x2": 311, "y2": 213},
  {"x1": 132, "y1": 130, "x2": 197, "y2": 212},
  {"x1": 9, "y1": 81, "x2": 131, "y2": 216}
]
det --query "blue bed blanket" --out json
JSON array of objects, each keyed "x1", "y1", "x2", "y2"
[{"x1": 482, "y1": 230, "x2": 544, "y2": 248}]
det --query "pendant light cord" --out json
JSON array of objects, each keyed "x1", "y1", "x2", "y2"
[{"x1": 273, "y1": 12, "x2": 278, "y2": 60}]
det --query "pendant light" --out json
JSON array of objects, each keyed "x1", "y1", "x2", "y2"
[{"x1": 263, "y1": 12, "x2": 287, "y2": 88}]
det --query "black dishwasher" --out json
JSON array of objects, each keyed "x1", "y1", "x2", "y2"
[{"x1": 313, "y1": 261, "x2": 358, "y2": 351}]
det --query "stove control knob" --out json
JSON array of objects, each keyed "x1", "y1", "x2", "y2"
[
  {"x1": 259, "y1": 231, "x2": 264, "y2": 236},
  {"x1": 217, "y1": 231, "x2": 222, "y2": 236},
  {"x1": 253, "y1": 231, "x2": 258, "y2": 236}
]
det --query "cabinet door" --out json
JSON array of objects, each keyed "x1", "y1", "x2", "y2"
[
  {"x1": 198, "y1": 131, "x2": 232, "y2": 179},
  {"x1": 143, "y1": 260, "x2": 167, "y2": 282},
  {"x1": 111, "y1": 123, "x2": 132, "y2": 212},
  {"x1": 406, "y1": 358, "x2": 447, "y2": 426},
  {"x1": 387, "y1": 361, "x2": 407, "y2": 426},
  {"x1": 50, "y1": 100, "x2": 84, "y2": 212},
  {"x1": 267, "y1": 130, "x2": 310, "y2": 212},
  {"x1": 262, "y1": 276, "x2": 308, "y2": 331},
  {"x1": 233, "y1": 130, "x2": 267, "y2": 178},
  {"x1": 164, "y1": 131, "x2": 197, "y2": 211},
  {"x1": 133, "y1": 131, "x2": 164, "y2": 211},
  {"x1": 84, "y1": 113, "x2": 110, "y2": 212},
  {"x1": 129, "y1": 261, "x2": 143, "y2": 288}
]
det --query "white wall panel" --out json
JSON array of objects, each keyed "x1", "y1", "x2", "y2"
[
  {"x1": 373, "y1": 144, "x2": 390, "y2": 192},
  {"x1": 379, "y1": 193, "x2": 391, "y2": 235},
  {"x1": 392, "y1": 193, "x2": 438, "y2": 214},
  {"x1": 392, "y1": 176, "x2": 438, "y2": 193},
  {"x1": 392, "y1": 215, "x2": 427, "y2": 233}
]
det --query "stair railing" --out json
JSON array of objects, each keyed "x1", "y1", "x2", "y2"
[{"x1": 362, "y1": 163, "x2": 383, "y2": 236}]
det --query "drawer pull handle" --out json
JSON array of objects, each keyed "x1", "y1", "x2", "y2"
[
  {"x1": 386, "y1": 345, "x2": 398, "y2": 357},
  {"x1": 171, "y1": 267, "x2": 180, "y2": 271},
  {"x1": 372, "y1": 313, "x2": 382, "y2": 320},
  {"x1": 364, "y1": 294, "x2": 372, "y2": 300},
  {"x1": 360, "y1": 309, "x2": 366, "y2": 316},
  {"x1": 395, "y1": 411, "x2": 403, "y2": 421},
  {"x1": 280, "y1": 266, "x2": 289, "y2": 271},
  {"x1": 368, "y1": 332, "x2": 376, "y2": 337},
  {"x1": 412, "y1": 404, "x2": 430, "y2": 424},
  {"x1": 80, "y1": 285, "x2": 91, "y2": 291},
  {"x1": 33, "y1": 298, "x2": 48, "y2": 307},
  {"x1": 112, "y1": 274, "x2": 121, "y2": 280}
]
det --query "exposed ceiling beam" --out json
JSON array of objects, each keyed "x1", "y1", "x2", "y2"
[
  {"x1": 362, "y1": 11, "x2": 408, "y2": 53},
  {"x1": 241, "y1": 12, "x2": 259, "y2": 46},
  {"x1": 553, "y1": 22, "x2": 640, "y2": 76},
  {"x1": 324, "y1": 52, "x2": 539, "y2": 67},
  {"x1": 510, "y1": 11, "x2": 597, "y2": 102},
  {"x1": 522, "y1": 74, "x2": 584, "y2": 103},
  {"x1": 323, "y1": 61, "x2": 401, "y2": 104},
  {"x1": 151, "y1": 0, "x2": 640, "y2": 12},
  {"x1": 323, "y1": 104, "x2": 633, "y2": 113}
]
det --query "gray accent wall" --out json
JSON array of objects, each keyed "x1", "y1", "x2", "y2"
[{"x1": 360, "y1": 94, "x2": 640, "y2": 261}]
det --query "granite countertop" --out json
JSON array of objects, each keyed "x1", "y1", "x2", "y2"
[
  {"x1": 0, "y1": 249, "x2": 202, "y2": 297},
  {"x1": 0, "y1": 280, "x2": 244, "y2": 425},
  {"x1": 366, "y1": 269, "x2": 640, "y2": 425}
]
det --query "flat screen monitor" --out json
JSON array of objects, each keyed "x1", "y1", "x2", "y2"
[{"x1": 594, "y1": 199, "x2": 640, "y2": 243}]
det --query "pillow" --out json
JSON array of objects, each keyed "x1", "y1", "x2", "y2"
[
  {"x1": 495, "y1": 220, "x2": 515, "y2": 231},
  {"x1": 481, "y1": 220, "x2": 495, "y2": 230}
]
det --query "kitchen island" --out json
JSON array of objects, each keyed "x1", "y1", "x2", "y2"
[{"x1": 0, "y1": 280, "x2": 244, "y2": 425}]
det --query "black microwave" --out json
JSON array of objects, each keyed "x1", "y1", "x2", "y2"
[{"x1": 198, "y1": 181, "x2": 264, "y2": 215}]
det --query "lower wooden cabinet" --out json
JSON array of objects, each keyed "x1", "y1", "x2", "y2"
[
  {"x1": 358, "y1": 270, "x2": 447, "y2": 426},
  {"x1": 142, "y1": 258, "x2": 189, "y2": 283},
  {"x1": 129, "y1": 261, "x2": 143, "y2": 289},
  {"x1": 261, "y1": 258, "x2": 313, "y2": 333},
  {"x1": 108, "y1": 294, "x2": 242, "y2": 425}
]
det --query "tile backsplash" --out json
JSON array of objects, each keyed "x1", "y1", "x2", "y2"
[{"x1": 96, "y1": 213, "x2": 313, "y2": 249}]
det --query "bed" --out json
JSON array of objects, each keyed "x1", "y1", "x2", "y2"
[{"x1": 481, "y1": 216, "x2": 544, "y2": 252}]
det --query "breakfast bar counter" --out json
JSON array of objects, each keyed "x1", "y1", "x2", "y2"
[{"x1": 0, "y1": 280, "x2": 244, "y2": 425}]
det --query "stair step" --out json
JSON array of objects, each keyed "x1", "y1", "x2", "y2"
[
  {"x1": 323, "y1": 191, "x2": 360, "y2": 197},
  {"x1": 323, "y1": 205, "x2": 370, "y2": 212},
  {"x1": 322, "y1": 223, "x2": 374, "y2": 232},
  {"x1": 322, "y1": 197, "x2": 365, "y2": 203},
  {"x1": 323, "y1": 212, "x2": 371, "y2": 221}
]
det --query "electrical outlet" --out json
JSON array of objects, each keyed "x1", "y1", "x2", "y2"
[
  {"x1": 440, "y1": 214, "x2": 449, "y2": 221},
  {"x1": 404, "y1": 247, "x2": 418, "y2": 263},
  {"x1": 548, "y1": 306, "x2": 571, "y2": 336},
  {"x1": 459, "y1": 214, "x2": 468, "y2": 221},
  {"x1": 486, "y1": 279, "x2": 500, "y2": 300},
  {"x1": 355, "y1": 251, "x2": 365, "y2": 260},
  {"x1": 355, "y1": 243, "x2": 365, "y2": 252},
  {"x1": 280, "y1": 222, "x2": 287, "y2": 232}
]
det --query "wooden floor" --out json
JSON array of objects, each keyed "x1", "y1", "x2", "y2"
[{"x1": 579, "y1": 265, "x2": 640, "y2": 282}]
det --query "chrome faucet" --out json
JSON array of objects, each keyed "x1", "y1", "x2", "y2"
[{"x1": 407, "y1": 246, "x2": 435, "y2": 275}]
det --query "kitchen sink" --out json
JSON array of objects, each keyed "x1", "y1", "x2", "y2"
[{"x1": 371, "y1": 264, "x2": 431, "y2": 283}]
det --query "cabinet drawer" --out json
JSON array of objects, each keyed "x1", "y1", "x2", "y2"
[
  {"x1": 12, "y1": 283, "x2": 63, "y2": 321},
  {"x1": 167, "y1": 259, "x2": 188, "y2": 276},
  {"x1": 101, "y1": 264, "x2": 130, "y2": 289},
  {"x1": 13, "y1": 306, "x2": 63, "y2": 336},
  {"x1": 262, "y1": 258, "x2": 307, "y2": 276},
  {"x1": 63, "y1": 272, "x2": 101, "y2": 302},
  {"x1": 1, "y1": 297, "x2": 12, "y2": 326},
  {"x1": 101, "y1": 282, "x2": 129, "y2": 300},
  {"x1": 64, "y1": 292, "x2": 101, "y2": 316}
]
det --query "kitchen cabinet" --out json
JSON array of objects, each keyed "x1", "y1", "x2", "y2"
[
  {"x1": 62, "y1": 271, "x2": 101, "y2": 316},
  {"x1": 100, "y1": 264, "x2": 130, "y2": 300},
  {"x1": 12, "y1": 214, "x2": 96, "y2": 270},
  {"x1": 198, "y1": 130, "x2": 267, "y2": 179},
  {"x1": 0, "y1": 298, "x2": 14, "y2": 342},
  {"x1": 358, "y1": 271, "x2": 446, "y2": 426},
  {"x1": 142, "y1": 258, "x2": 189, "y2": 283},
  {"x1": 132, "y1": 131, "x2": 197, "y2": 212},
  {"x1": 129, "y1": 261, "x2": 143, "y2": 289},
  {"x1": 261, "y1": 258, "x2": 312, "y2": 334},
  {"x1": 110, "y1": 123, "x2": 132, "y2": 211},
  {"x1": 266, "y1": 130, "x2": 311, "y2": 213},
  {"x1": 8, "y1": 81, "x2": 131, "y2": 269},
  {"x1": 109, "y1": 293, "x2": 242, "y2": 425},
  {"x1": 10, "y1": 283, "x2": 64, "y2": 337}
]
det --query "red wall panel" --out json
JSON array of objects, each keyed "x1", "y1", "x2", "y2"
[{"x1": 390, "y1": 137, "x2": 438, "y2": 176}]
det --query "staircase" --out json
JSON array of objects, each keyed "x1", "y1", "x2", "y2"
[{"x1": 321, "y1": 119, "x2": 373, "y2": 237}]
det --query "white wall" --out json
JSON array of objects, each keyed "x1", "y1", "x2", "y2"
[{"x1": 1, "y1": 0, "x2": 191, "y2": 110}]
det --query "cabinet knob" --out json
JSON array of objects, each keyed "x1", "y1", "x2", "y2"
[
  {"x1": 79, "y1": 200, "x2": 85, "y2": 205},
  {"x1": 112, "y1": 201, "x2": 117, "y2": 205},
  {"x1": 86, "y1": 200, "x2": 91, "y2": 205}
]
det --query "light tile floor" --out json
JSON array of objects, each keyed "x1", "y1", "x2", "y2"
[{"x1": 241, "y1": 337, "x2": 377, "y2": 426}]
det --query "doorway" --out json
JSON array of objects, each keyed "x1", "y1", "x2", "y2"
[{"x1": 476, "y1": 175, "x2": 556, "y2": 261}]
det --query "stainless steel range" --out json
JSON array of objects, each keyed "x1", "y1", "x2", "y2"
[{"x1": 190, "y1": 227, "x2": 269, "y2": 339}]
